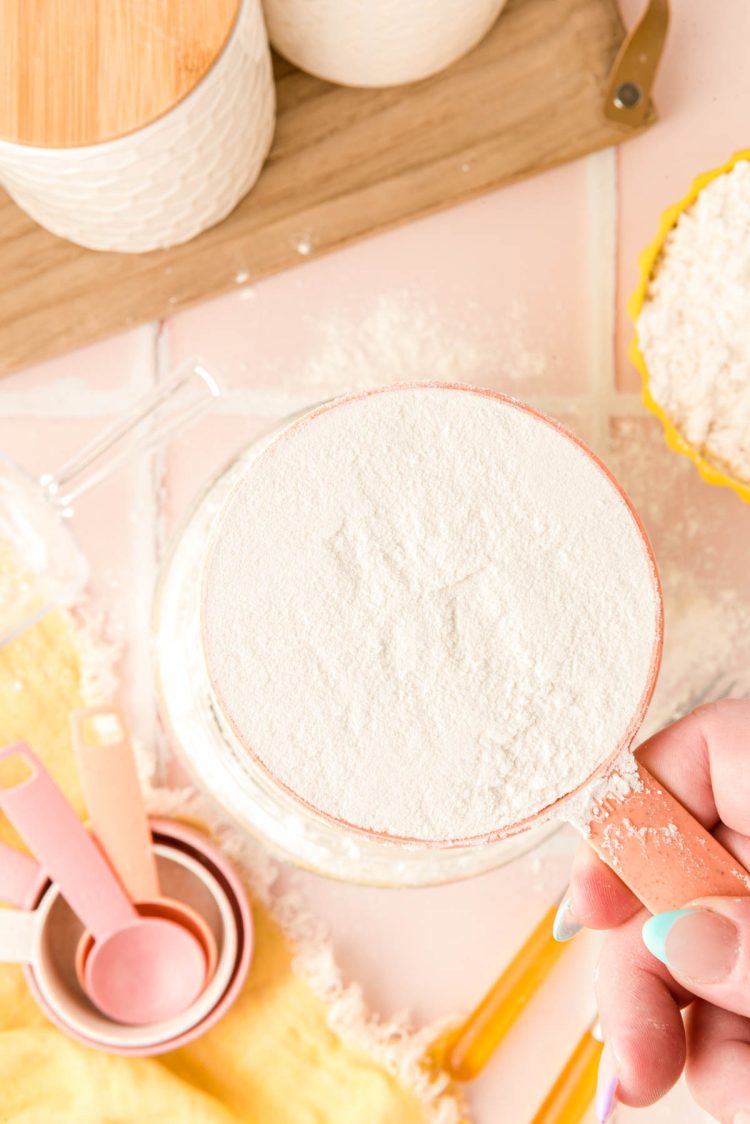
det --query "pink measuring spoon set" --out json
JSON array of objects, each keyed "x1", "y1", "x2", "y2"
[{"x1": 0, "y1": 705, "x2": 252, "y2": 1055}]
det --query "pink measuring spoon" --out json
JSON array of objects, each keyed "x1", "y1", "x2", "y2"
[
  {"x1": 71, "y1": 705, "x2": 218, "y2": 981},
  {"x1": 0, "y1": 743, "x2": 207, "y2": 1025}
]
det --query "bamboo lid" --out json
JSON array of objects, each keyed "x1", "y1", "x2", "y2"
[{"x1": 0, "y1": 0, "x2": 242, "y2": 148}]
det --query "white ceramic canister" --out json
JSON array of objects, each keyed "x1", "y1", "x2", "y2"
[
  {"x1": 262, "y1": 0, "x2": 510, "y2": 87},
  {"x1": 0, "y1": 0, "x2": 275, "y2": 252}
]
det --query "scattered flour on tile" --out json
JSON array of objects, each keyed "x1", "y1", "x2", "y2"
[
  {"x1": 73, "y1": 603, "x2": 122, "y2": 705},
  {"x1": 282, "y1": 290, "x2": 549, "y2": 396},
  {"x1": 203, "y1": 385, "x2": 659, "y2": 841},
  {"x1": 643, "y1": 571, "x2": 750, "y2": 737},
  {"x1": 637, "y1": 159, "x2": 750, "y2": 483},
  {"x1": 609, "y1": 418, "x2": 750, "y2": 732}
]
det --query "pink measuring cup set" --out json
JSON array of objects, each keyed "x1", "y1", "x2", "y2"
[{"x1": 0, "y1": 705, "x2": 252, "y2": 1055}]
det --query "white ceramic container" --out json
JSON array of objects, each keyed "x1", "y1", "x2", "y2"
[
  {"x1": 0, "y1": 0, "x2": 275, "y2": 252},
  {"x1": 263, "y1": 0, "x2": 509, "y2": 87}
]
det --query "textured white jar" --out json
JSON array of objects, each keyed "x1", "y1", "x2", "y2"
[
  {"x1": 0, "y1": 0, "x2": 275, "y2": 253},
  {"x1": 263, "y1": 0, "x2": 509, "y2": 87}
]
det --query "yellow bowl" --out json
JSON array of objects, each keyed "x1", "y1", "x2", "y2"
[{"x1": 629, "y1": 147, "x2": 750, "y2": 504}]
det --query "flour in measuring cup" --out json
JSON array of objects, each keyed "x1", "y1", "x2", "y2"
[
  {"x1": 202, "y1": 386, "x2": 659, "y2": 841},
  {"x1": 637, "y1": 159, "x2": 750, "y2": 484}
]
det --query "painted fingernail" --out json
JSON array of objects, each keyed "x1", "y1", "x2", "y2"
[
  {"x1": 642, "y1": 909, "x2": 739, "y2": 983},
  {"x1": 553, "y1": 894, "x2": 582, "y2": 942},
  {"x1": 595, "y1": 1042, "x2": 619, "y2": 1123}
]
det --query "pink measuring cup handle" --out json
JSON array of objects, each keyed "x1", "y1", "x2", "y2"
[
  {"x1": 71, "y1": 705, "x2": 159, "y2": 902},
  {"x1": 0, "y1": 841, "x2": 42, "y2": 907},
  {"x1": 587, "y1": 761, "x2": 750, "y2": 914},
  {"x1": 0, "y1": 743, "x2": 137, "y2": 938}
]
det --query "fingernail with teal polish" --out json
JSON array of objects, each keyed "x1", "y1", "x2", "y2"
[
  {"x1": 596, "y1": 1043, "x2": 619, "y2": 1123},
  {"x1": 553, "y1": 894, "x2": 582, "y2": 942},
  {"x1": 642, "y1": 909, "x2": 697, "y2": 966}
]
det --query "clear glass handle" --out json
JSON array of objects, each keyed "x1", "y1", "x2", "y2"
[{"x1": 39, "y1": 361, "x2": 222, "y2": 510}]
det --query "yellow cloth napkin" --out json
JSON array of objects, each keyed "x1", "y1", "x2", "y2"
[{"x1": 0, "y1": 608, "x2": 437, "y2": 1124}]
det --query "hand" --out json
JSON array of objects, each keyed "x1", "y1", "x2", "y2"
[{"x1": 556, "y1": 699, "x2": 750, "y2": 1124}]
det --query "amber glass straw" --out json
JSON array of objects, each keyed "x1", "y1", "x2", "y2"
[
  {"x1": 531, "y1": 1023, "x2": 602, "y2": 1124},
  {"x1": 443, "y1": 904, "x2": 566, "y2": 1082}
]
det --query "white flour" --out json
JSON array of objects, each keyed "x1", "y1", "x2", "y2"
[
  {"x1": 294, "y1": 292, "x2": 548, "y2": 396},
  {"x1": 202, "y1": 385, "x2": 659, "y2": 841},
  {"x1": 637, "y1": 159, "x2": 750, "y2": 483},
  {"x1": 228, "y1": 290, "x2": 551, "y2": 411}
]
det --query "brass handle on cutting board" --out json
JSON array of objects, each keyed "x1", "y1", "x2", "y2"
[{"x1": 604, "y1": 0, "x2": 670, "y2": 127}]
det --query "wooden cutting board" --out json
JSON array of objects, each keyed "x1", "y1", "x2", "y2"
[{"x1": 0, "y1": 0, "x2": 655, "y2": 376}]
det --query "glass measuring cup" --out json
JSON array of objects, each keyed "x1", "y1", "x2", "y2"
[
  {"x1": 155, "y1": 384, "x2": 750, "y2": 902},
  {"x1": 154, "y1": 386, "x2": 570, "y2": 886},
  {"x1": 0, "y1": 360, "x2": 220, "y2": 645}
]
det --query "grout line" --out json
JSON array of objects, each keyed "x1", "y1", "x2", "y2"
[
  {"x1": 585, "y1": 148, "x2": 619, "y2": 457},
  {"x1": 121, "y1": 321, "x2": 163, "y2": 782},
  {"x1": 0, "y1": 380, "x2": 649, "y2": 422},
  {"x1": 131, "y1": 321, "x2": 161, "y2": 393},
  {"x1": 208, "y1": 387, "x2": 647, "y2": 419},
  {"x1": 0, "y1": 324, "x2": 159, "y2": 417},
  {"x1": 150, "y1": 320, "x2": 173, "y2": 781},
  {"x1": 524, "y1": 392, "x2": 643, "y2": 418},
  {"x1": 153, "y1": 321, "x2": 171, "y2": 575}
]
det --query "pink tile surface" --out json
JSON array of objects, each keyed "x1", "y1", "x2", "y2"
[
  {"x1": 167, "y1": 157, "x2": 592, "y2": 400},
  {"x1": 0, "y1": 325, "x2": 155, "y2": 402},
  {"x1": 161, "y1": 414, "x2": 271, "y2": 537},
  {"x1": 3, "y1": 2, "x2": 749, "y2": 1121}
]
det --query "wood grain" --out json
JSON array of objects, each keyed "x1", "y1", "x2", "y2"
[
  {"x1": 0, "y1": 0, "x2": 240, "y2": 146},
  {"x1": 0, "y1": 0, "x2": 655, "y2": 376}
]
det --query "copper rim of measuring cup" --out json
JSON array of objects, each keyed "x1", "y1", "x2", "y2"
[
  {"x1": 201, "y1": 383, "x2": 665, "y2": 850},
  {"x1": 23, "y1": 820, "x2": 253, "y2": 1055}
]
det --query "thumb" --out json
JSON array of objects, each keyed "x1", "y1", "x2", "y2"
[{"x1": 642, "y1": 897, "x2": 750, "y2": 1018}]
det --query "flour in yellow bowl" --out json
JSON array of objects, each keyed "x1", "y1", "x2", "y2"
[{"x1": 630, "y1": 148, "x2": 750, "y2": 503}]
